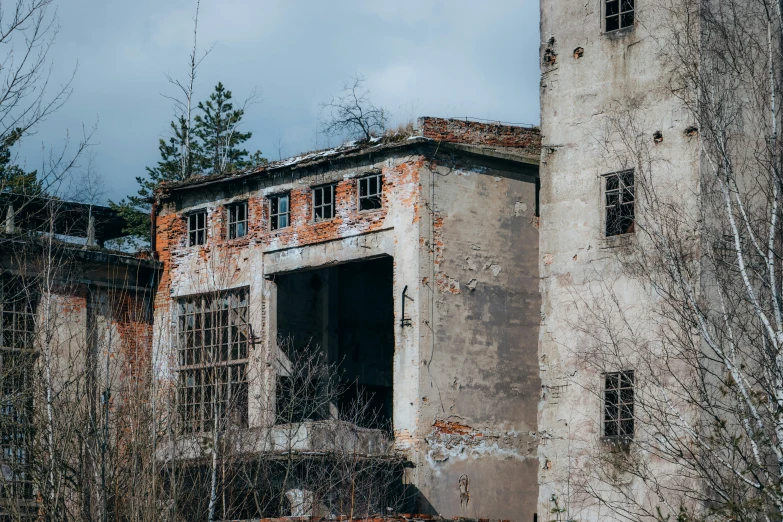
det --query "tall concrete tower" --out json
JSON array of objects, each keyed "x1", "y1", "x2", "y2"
[{"x1": 538, "y1": 1, "x2": 703, "y2": 519}]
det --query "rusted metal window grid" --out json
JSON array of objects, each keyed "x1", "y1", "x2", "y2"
[
  {"x1": 312, "y1": 184, "x2": 335, "y2": 222},
  {"x1": 603, "y1": 371, "x2": 634, "y2": 439},
  {"x1": 188, "y1": 211, "x2": 207, "y2": 246},
  {"x1": 227, "y1": 201, "x2": 248, "y2": 239},
  {"x1": 606, "y1": 0, "x2": 634, "y2": 32},
  {"x1": 270, "y1": 194, "x2": 290, "y2": 230},
  {"x1": 0, "y1": 279, "x2": 36, "y2": 508},
  {"x1": 177, "y1": 288, "x2": 250, "y2": 433},
  {"x1": 604, "y1": 170, "x2": 635, "y2": 237},
  {"x1": 358, "y1": 173, "x2": 383, "y2": 211}
]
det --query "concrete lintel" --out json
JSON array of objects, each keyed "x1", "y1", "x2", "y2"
[{"x1": 263, "y1": 228, "x2": 395, "y2": 276}]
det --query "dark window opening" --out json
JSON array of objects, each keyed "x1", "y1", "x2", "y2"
[
  {"x1": 0, "y1": 279, "x2": 36, "y2": 511},
  {"x1": 604, "y1": 170, "x2": 635, "y2": 237},
  {"x1": 177, "y1": 288, "x2": 249, "y2": 433},
  {"x1": 606, "y1": 0, "x2": 634, "y2": 32},
  {"x1": 270, "y1": 194, "x2": 290, "y2": 230},
  {"x1": 274, "y1": 257, "x2": 394, "y2": 430},
  {"x1": 188, "y1": 211, "x2": 207, "y2": 246},
  {"x1": 313, "y1": 184, "x2": 335, "y2": 222},
  {"x1": 358, "y1": 174, "x2": 383, "y2": 211},
  {"x1": 603, "y1": 371, "x2": 634, "y2": 439},
  {"x1": 227, "y1": 201, "x2": 248, "y2": 239}
]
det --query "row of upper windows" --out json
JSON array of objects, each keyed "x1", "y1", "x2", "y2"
[{"x1": 186, "y1": 173, "x2": 384, "y2": 247}]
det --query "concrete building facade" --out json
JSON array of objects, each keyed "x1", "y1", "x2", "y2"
[
  {"x1": 538, "y1": 1, "x2": 700, "y2": 519},
  {"x1": 0, "y1": 194, "x2": 157, "y2": 517},
  {"x1": 151, "y1": 117, "x2": 541, "y2": 519}
]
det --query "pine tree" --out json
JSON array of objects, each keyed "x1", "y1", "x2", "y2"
[
  {"x1": 194, "y1": 83, "x2": 253, "y2": 175},
  {"x1": 0, "y1": 128, "x2": 42, "y2": 195},
  {"x1": 112, "y1": 84, "x2": 266, "y2": 242}
]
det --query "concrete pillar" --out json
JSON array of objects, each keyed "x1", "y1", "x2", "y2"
[
  {"x1": 87, "y1": 213, "x2": 96, "y2": 246},
  {"x1": 5, "y1": 203, "x2": 14, "y2": 234}
]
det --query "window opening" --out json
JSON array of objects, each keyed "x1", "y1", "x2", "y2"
[
  {"x1": 177, "y1": 288, "x2": 249, "y2": 433},
  {"x1": 606, "y1": 0, "x2": 634, "y2": 32},
  {"x1": 227, "y1": 202, "x2": 248, "y2": 239},
  {"x1": 604, "y1": 170, "x2": 635, "y2": 237},
  {"x1": 312, "y1": 185, "x2": 335, "y2": 222},
  {"x1": 270, "y1": 194, "x2": 290, "y2": 230},
  {"x1": 188, "y1": 211, "x2": 207, "y2": 246},
  {"x1": 358, "y1": 174, "x2": 383, "y2": 211},
  {"x1": 0, "y1": 279, "x2": 36, "y2": 511},
  {"x1": 275, "y1": 257, "x2": 394, "y2": 430},
  {"x1": 603, "y1": 371, "x2": 634, "y2": 439}
]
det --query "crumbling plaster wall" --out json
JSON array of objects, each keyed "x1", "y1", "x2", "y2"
[
  {"x1": 413, "y1": 160, "x2": 539, "y2": 520},
  {"x1": 539, "y1": 2, "x2": 701, "y2": 520},
  {"x1": 153, "y1": 141, "x2": 541, "y2": 520},
  {"x1": 153, "y1": 153, "x2": 425, "y2": 437}
]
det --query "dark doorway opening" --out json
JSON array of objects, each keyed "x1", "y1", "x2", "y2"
[{"x1": 275, "y1": 256, "x2": 394, "y2": 429}]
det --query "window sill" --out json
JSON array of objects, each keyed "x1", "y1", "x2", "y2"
[
  {"x1": 604, "y1": 25, "x2": 635, "y2": 38},
  {"x1": 599, "y1": 233, "x2": 635, "y2": 249},
  {"x1": 601, "y1": 436, "x2": 633, "y2": 449}
]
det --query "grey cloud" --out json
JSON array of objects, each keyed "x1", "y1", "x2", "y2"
[{"x1": 18, "y1": 0, "x2": 540, "y2": 201}]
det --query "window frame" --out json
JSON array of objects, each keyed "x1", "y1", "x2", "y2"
[
  {"x1": 602, "y1": 370, "x2": 635, "y2": 441},
  {"x1": 605, "y1": 0, "x2": 635, "y2": 33},
  {"x1": 226, "y1": 201, "x2": 248, "y2": 240},
  {"x1": 269, "y1": 193, "x2": 290, "y2": 231},
  {"x1": 0, "y1": 278, "x2": 36, "y2": 506},
  {"x1": 176, "y1": 287, "x2": 250, "y2": 434},
  {"x1": 603, "y1": 170, "x2": 635, "y2": 238},
  {"x1": 187, "y1": 210, "x2": 207, "y2": 247},
  {"x1": 312, "y1": 184, "x2": 336, "y2": 223},
  {"x1": 357, "y1": 173, "x2": 383, "y2": 212}
]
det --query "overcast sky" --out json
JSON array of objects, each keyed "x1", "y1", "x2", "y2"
[{"x1": 17, "y1": 0, "x2": 540, "y2": 203}]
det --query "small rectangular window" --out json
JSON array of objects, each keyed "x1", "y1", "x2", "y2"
[
  {"x1": 188, "y1": 211, "x2": 207, "y2": 246},
  {"x1": 270, "y1": 194, "x2": 290, "y2": 231},
  {"x1": 604, "y1": 170, "x2": 635, "y2": 237},
  {"x1": 603, "y1": 371, "x2": 634, "y2": 439},
  {"x1": 227, "y1": 202, "x2": 248, "y2": 239},
  {"x1": 358, "y1": 173, "x2": 383, "y2": 211},
  {"x1": 312, "y1": 184, "x2": 335, "y2": 222},
  {"x1": 606, "y1": 0, "x2": 634, "y2": 32}
]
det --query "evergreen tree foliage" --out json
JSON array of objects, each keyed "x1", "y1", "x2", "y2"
[
  {"x1": 0, "y1": 128, "x2": 42, "y2": 195},
  {"x1": 111, "y1": 83, "x2": 266, "y2": 241},
  {"x1": 194, "y1": 82, "x2": 253, "y2": 175}
]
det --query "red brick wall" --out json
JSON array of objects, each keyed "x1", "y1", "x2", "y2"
[
  {"x1": 153, "y1": 158, "x2": 423, "y2": 312},
  {"x1": 418, "y1": 117, "x2": 540, "y2": 151}
]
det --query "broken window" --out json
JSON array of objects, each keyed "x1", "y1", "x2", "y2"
[
  {"x1": 177, "y1": 288, "x2": 249, "y2": 433},
  {"x1": 1, "y1": 280, "x2": 36, "y2": 351},
  {"x1": 227, "y1": 201, "x2": 248, "y2": 240},
  {"x1": 0, "y1": 279, "x2": 36, "y2": 510},
  {"x1": 604, "y1": 170, "x2": 635, "y2": 237},
  {"x1": 605, "y1": 0, "x2": 634, "y2": 32},
  {"x1": 312, "y1": 184, "x2": 335, "y2": 222},
  {"x1": 603, "y1": 371, "x2": 634, "y2": 439},
  {"x1": 188, "y1": 211, "x2": 207, "y2": 246},
  {"x1": 270, "y1": 194, "x2": 290, "y2": 230},
  {"x1": 358, "y1": 174, "x2": 383, "y2": 211}
]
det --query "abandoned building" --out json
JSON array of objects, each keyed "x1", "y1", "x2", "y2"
[
  {"x1": 0, "y1": 193, "x2": 156, "y2": 518},
  {"x1": 151, "y1": 117, "x2": 541, "y2": 519},
  {"x1": 538, "y1": 0, "x2": 711, "y2": 520}
]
